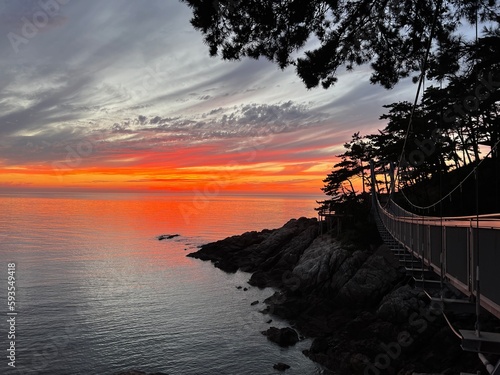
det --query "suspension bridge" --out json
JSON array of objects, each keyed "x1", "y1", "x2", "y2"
[{"x1": 371, "y1": 165, "x2": 500, "y2": 375}]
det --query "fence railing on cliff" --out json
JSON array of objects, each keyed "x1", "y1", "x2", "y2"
[{"x1": 376, "y1": 197, "x2": 500, "y2": 320}]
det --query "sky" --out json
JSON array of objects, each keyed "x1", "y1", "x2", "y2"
[{"x1": 0, "y1": 0, "x2": 418, "y2": 196}]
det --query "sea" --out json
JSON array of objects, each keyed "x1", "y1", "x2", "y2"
[{"x1": 0, "y1": 192, "x2": 331, "y2": 375}]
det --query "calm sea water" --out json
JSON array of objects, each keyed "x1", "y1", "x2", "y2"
[{"x1": 0, "y1": 193, "x2": 329, "y2": 375}]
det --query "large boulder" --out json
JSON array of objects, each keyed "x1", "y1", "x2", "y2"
[
  {"x1": 292, "y1": 235, "x2": 370, "y2": 298},
  {"x1": 188, "y1": 218, "x2": 318, "y2": 277},
  {"x1": 376, "y1": 284, "x2": 424, "y2": 323},
  {"x1": 248, "y1": 220, "x2": 318, "y2": 288},
  {"x1": 262, "y1": 326, "x2": 299, "y2": 347},
  {"x1": 335, "y1": 245, "x2": 403, "y2": 308}
]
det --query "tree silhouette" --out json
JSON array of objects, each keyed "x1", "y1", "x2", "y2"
[{"x1": 182, "y1": 0, "x2": 499, "y2": 89}]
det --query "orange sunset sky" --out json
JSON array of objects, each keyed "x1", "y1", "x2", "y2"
[{"x1": 0, "y1": 1, "x2": 416, "y2": 196}]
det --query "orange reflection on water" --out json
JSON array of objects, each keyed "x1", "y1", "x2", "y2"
[{"x1": 1, "y1": 194, "x2": 317, "y2": 270}]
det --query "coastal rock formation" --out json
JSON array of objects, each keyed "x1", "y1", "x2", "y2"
[
  {"x1": 188, "y1": 217, "x2": 318, "y2": 276},
  {"x1": 273, "y1": 362, "x2": 291, "y2": 371},
  {"x1": 261, "y1": 326, "x2": 299, "y2": 347},
  {"x1": 157, "y1": 234, "x2": 180, "y2": 240},
  {"x1": 187, "y1": 217, "x2": 484, "y2": 374}
]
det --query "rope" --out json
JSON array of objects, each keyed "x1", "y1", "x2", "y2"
[
  {"x1": 398, "y1": 139, "x2": 500, "y2": 211},
  {"x1": 443, "y1": 311, "x2": 464, "y2": 340},
  {"x1": 474, "y1": 0, "x2": 481, "y2": 337},
  {"x1": 395, "y1": 0, "x2": 444, "y2": 186},
  {"x1": 424, "y1": 289, "x2": 462, "y2": 340}
]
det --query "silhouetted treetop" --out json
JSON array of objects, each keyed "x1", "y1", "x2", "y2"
[{"x1": 182, "y1": 0, "x2": 499, "y2": 89}]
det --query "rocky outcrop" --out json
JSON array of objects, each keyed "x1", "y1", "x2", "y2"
[
  {"x1": 157, "y1": 234, "x2": 179, "y2": 240},
  {"x1": 261, "y1": 326, "x2": 299, "y2": 347},
  {"x1": 188, "y1": 217, "x2": 318, "y2": 279},
  {"x1": 273, "y1": 362, "x2": 291, "y2": 371},
  {"x1": 188, "y1": 217, "x2": 485, "y2": 374},
  {"x1": 334, "y1": 245, "x2": 402, "y2": 308}
]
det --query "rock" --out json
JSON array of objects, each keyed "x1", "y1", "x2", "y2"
[
  {"x1": 273, "y1": 362, "x2": 291, "y2": 371},
  {"x1": 377, "y1": 285, "x2": 423, "y2": 323},
  {"x1": 185, "y1": 217, "x2": 487, "y2": 375},
  {"x1": 157, "y1": 234, "x2": 180, "y2": 240},
  {"x1": 187, "y1": 218, "x2": 318, "y2": 276},
  {"x1": 248, "y1": 219, "x2": 319, "y2": 288},
  {"x1": 335, "y1": 245, "x2": 403, "y2": 308},
  {"x1": 251, "y1": 300, "x2": 259, "y2": 306},
  {"x1": 236, "y1": 286, "x2": 242, "y2": 289},
  {"x1": 309, "y1": 337, "x2": 329, "y2": 354},
  {"x1": 262, "y1": 327, "x2": 299, "y2": 347},
  {"x1": 292, "y1": 235, "x2": 370, "y2": 297}
]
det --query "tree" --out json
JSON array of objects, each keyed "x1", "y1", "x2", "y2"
[
  {"x1": 181, "y1": 0, "x2": 499, "y2": 89},
  {"x1": 320, "y1": 132, "x2": 373, "y2": 213}
]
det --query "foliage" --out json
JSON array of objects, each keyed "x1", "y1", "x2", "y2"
[
  {"x1": 182, "y1": 0, "x2": 499, "y2": 89},
  {"x1": 320, "y1": 32, "x2": 499, "y2": 211},
  {"x1": 181, "y1": 0, "x2": 499, "y2": 214}
]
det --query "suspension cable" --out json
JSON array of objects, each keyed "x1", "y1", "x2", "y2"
[
  {"x1": 398, "y1": 139, "x2": 500, "y2": 211},
  {"x1": 394, "y1": 0, "x2": 444, "y2": 188}
]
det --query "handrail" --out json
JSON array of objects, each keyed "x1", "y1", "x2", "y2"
[
  {"x1": 375, "y1": 193, "x2": 500, "y2": 320},
  {"x1": 381, "y1": 200, "x2": 500, "y2": 228}
]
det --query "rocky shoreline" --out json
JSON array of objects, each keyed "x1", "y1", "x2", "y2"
[{"x1": 187, "y1": 217, "x2": 490, "y2": 374}]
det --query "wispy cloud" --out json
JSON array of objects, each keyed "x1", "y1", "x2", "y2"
[{"x1": 0, "y1": 0, "x2": 415, "y2": 194}]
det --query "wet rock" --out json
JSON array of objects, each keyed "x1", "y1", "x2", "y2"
[
  {"x1": 187, "y1": 218, "x2": 318, "y2": 277},
  {"x1": 157, "y1": 234, "x2": 180, "y2": 240},
  {"x1": 262, "y1": 327, "x2": 299, "y2": 347},
  {"x1": 273, "y1": 362, "x2": 291, "y2": 371}
]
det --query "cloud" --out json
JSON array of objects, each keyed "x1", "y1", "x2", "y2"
[{"x1": 0, "y1": 0, "x2": 417, "y2": 194}]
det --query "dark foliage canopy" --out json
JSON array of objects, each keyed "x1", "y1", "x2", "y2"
[{"x1": 182, "y1": 0, "x2": 499, "y2": 89}]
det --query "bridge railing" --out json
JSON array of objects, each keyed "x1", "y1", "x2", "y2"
[{"x1": 376, "y1": 197, "x2": 500, "y2": 320}]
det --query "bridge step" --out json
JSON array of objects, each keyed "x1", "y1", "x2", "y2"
[
  {"x1": 430, "y1": 297, "x2": 476, "y2": 314},
  {"x1": 398, "y1": 259, "x2": 422, "y2": 265},
  {"x1": 385, "y1": 243, "x2": 401, "y2": 247},
  {"x1": 413, "y1": 278, "x2": 442, "y2": 289},
  {"x1": 405, "y1": 267, "x2": 432, "y2": 273},
  {"x1": 390, "y1": 248, "x2": 407, "y2": 253},
  {"x1": 387, "y1": 245, "x2": 402, "y2": 249},
  {"x1": 460, "y1": 330, "x2": 500, "y2": 354}
]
